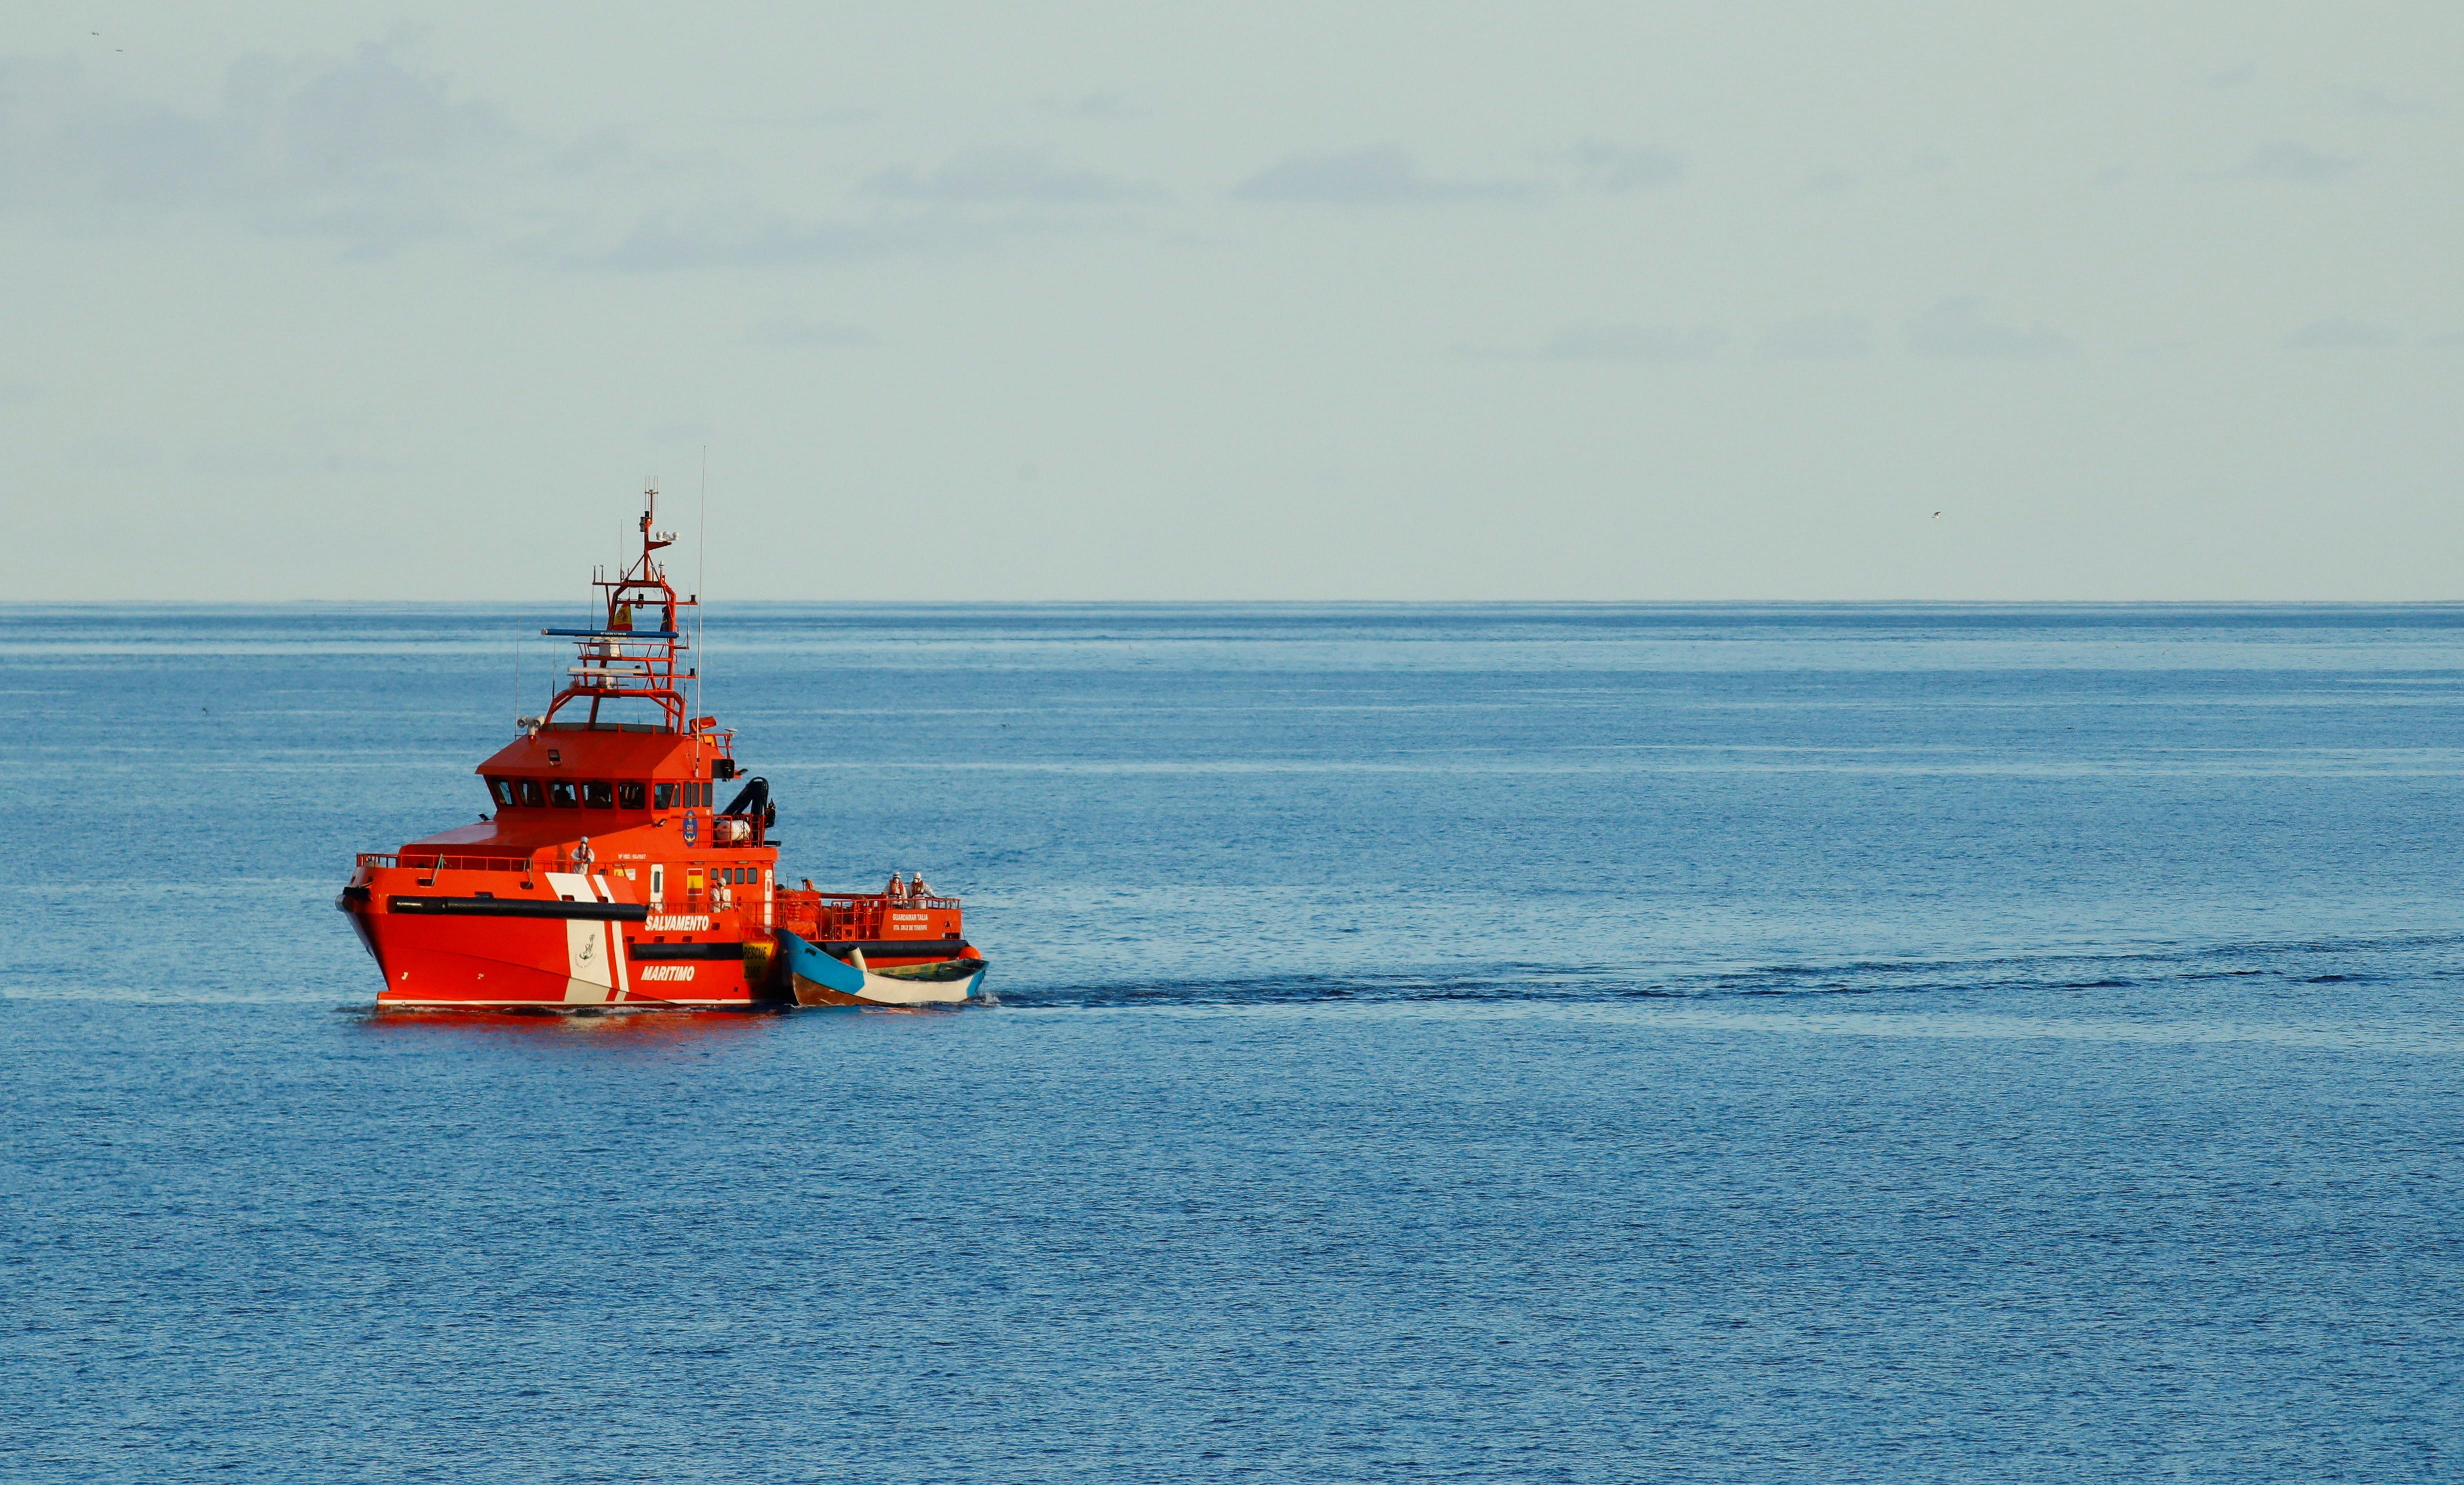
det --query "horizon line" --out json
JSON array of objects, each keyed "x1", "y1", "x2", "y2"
[{"x1": 10, "y1": 597, "x2": 2464, "y2": 610}]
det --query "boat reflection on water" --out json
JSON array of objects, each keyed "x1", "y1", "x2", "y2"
[{"x1": 356, "y1": 1002, "x2": 964, "y2": 1044}]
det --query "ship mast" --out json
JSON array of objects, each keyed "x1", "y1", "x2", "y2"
[{"x1": 531, "y1": 486, "x2": 697, "y2": 734}]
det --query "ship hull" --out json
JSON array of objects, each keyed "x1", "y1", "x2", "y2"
[
  {"x1": 343, "y1": 866, "x2": 761, "y2": 1011},
  {"x1": 777, "y1": 932, "x2": 988, "y2": 1008}
]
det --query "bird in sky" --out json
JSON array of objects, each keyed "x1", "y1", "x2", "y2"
[{"x1": 1931, "y1": 511, "x2": 1942, "y2": 519}]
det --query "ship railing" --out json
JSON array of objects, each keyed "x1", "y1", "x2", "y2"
[
  {"x1": 795, "y1": 893, "x2": 960, "y2": 910},
  {"x1": 357, "y1": 852, "x2": 532, "y2": 874}
]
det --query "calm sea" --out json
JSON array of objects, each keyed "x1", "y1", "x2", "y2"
[{"x1": 4, "y1": 604, "x2": 2460, "y2": 1482}]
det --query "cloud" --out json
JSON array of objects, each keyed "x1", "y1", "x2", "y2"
[
  {"x1": 732, "y1": 106, "x2": 878, "y2": 130},
  {"x1": 1028, "y1": 92, "x2": 1142, "y2": 121},
  {"x1": 0, "y1": 40, "x2": 521, "y2": 256},
  {"x1": 578, "y1": 172, "x2": 1162, "y2": 270},
  {"x1": 862, "y1": 148, "x2": 1162, "y2": 204},
  {"x1": 228, "y1": 42, "x2": 514, "y2": 179},
  {"x1": 1756, "y1": 315, "x2": 1871, "y2": 361},
  {"x1": 749, "y1": 319, "x2": 876, "y2": 348},
  {"x1": 1907, "y1": 298, "x2": 2075, "y2": 359},
  {"x1": 178, "y1": 410, "x2": 403, "y2": 478},
  {"x1": 547, "y1": 128, "x2": 636, "y2": 176},
  {"x1": 1459, "y1": 322, "x2": 1724, "y2": 362},
  {"x1": 1232, "y1": 146, "x2": 1539, "y2": 204},
  {"x1": 186, "y1": 440, "x2": 399, "y2": 478},
  {"x1": 0, "y1": 42, "x2": 1155, "y2": 271},
  {"x1": 1564, "y1": 140, "x2": 1682, "y2": 192},
  {"x1": 2282, "y1": 316, "x2": 2398, "y2": 350},
  {"x1": 71, "y1": 434, "x2": 166, "y2": 472},
  {"x1": 2336, "y1": 86, "x2": 2431, "y2": 120},
  {"x1": 586, "y1": 210, "x2": 1000, "y2": 271},
  {"x1": 2236, "y1": 140, "x2": 2355, "y2": 182}
]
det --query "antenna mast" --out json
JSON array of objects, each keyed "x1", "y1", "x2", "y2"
[
  {"x1": 697, "y1": 446, "x2": 708, "y2": 725},
  {"x1": 528, "y1": 482, "x2": 690, "y2": 735}
]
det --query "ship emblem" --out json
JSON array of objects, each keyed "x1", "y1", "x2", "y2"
[{"x1": 682, "y1": 812, "x2": 699, "y2": 844}]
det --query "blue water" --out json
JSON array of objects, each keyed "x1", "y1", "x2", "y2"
[{"x1": 4, "y1": 604, "x2": 2461, "y2": 1481}]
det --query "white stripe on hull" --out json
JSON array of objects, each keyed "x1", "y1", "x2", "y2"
[
  {"x1": 544, "y1": 871, "x2": 636, "y2": 1004},
  {"x1": 788, "y1": 965, "x2": 986, "y2": 1006},
  {"x1": 854, "y1": 966, "x2": 983, "y2": 1004}
]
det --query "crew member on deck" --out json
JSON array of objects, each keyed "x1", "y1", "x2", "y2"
[
  {"x1": 887, "y1": 872, "x2": 907, "y2": 901},
  {"x1": 911, "y1": 872, "x2": 933, "y2": 898}
]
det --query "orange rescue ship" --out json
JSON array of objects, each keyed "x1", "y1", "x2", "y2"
[{"x1": 337, "y1": 490, "x2": 990, "y2": 1010}]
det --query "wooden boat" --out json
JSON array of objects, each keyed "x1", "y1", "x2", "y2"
[{"x1": 775, "y1": 930, "x2": 990, "y2": 1006}]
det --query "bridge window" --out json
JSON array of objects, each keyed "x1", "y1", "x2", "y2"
[
  {"x1": 618, "y1": 782, "x2": 646, "y2": 810},
  {"x1": 487, "y1": 778, "x2": 516, "y2": 808},
  {"x1": 548, "y1": 780, "x2": 578, "y2": 808},
  {"x1": 654, "y1": 783, "x2": 677, "y2": 810},
  {"x1": 518, "y1": 779, "x2": 545, "y2": 808},
  {"x1": 584, "y1": 780, "x2": 614, "y2": 809}
]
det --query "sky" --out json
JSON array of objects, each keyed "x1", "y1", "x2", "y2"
[{"x1": 5, "y1": 2, "x2": 2460, "y2": 600}]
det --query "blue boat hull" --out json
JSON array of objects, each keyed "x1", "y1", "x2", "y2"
[{"x1": 773, "y1": 931, "x2": 988, "y2": 1006}]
